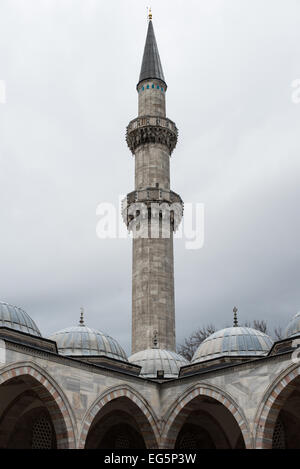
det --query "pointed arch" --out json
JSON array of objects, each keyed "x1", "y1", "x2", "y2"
[
  {"x1": 255, "y1": 364, "x2": 300, "y2": 448},
  {"x1": 161, "y1": 384, "x2": 252, "y2": 449},
  {"x1": 78, "y1": 385, "x2": 159, "y2": 449},
  {"x1": 0, "y1": 362, "x2": 76, "y2": 448}
]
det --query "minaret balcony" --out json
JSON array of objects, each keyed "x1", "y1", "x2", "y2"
[
  {"x1": 122, "y1": 188, "x2": 183, "y2": 232},
  {"x1": 126, "y1": 116, "x2": 178, "y2": 155}
]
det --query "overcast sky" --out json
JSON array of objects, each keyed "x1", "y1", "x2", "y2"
[{"x1": 0, "y1": 0, "x2": 299, "y2": 355}]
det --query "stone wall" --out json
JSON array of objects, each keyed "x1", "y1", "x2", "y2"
[{"x1": 0, "y1": 341, "x2": 298, "y2": 448}]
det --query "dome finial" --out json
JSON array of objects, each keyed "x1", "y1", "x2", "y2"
[
  {"x1": 233, "y1": 306, "x2": 238, "y2": 327},
  {"x1": 152, "y1": 330, "x2": 158, "y2": 348},
  {"x1": 148, "y1": 6, "x2": 152, "y2": 21},
  {"x1": 79, "y1": 307, "x2": 85, "y2": 326}
]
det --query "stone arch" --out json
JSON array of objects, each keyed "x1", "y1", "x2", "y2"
[
  {"x1": 161, "y1": 384, "x2": 252, "y2": 449},
  {"x1": 78, "y1": 385, "x2": 159, "y2": 449},
  {"x1": 1, "y1": 401, "x2": 56, "y2": 449},
  {"x1": 0, "y1": 362, "x2": 76, "y2": 448},
  {"x1": 255, "y1": 364, "x2": 300, "y2": 449}
]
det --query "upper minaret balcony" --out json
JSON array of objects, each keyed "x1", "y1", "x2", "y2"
[{"x1": 137, "y1": 19, "x2": 167, "y2": 117}]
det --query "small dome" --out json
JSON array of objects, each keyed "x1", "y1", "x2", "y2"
[
  {"x1": 49, "y1": 324, "x2": 128, "y2": 362},
  {"x1": 128, "y1": 348, "x2": 189, "y2": 378},
  {"x1": 192, "y1": 327, "x2": 274, "y2": 364},
  {"x1": 284, "y1": 312, "x2": 300, "y2": 338},
  {"x1": 0, "y1": 301, "x2": 41, "y2": 337}
]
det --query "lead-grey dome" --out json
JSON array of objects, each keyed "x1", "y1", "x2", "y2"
[
  {"x1": 49, "y1": 325, "x2": 128, "y2": 362},
  {"x1": 0, "y1": 302, "x2": 41, "y2": 337},
  {"x1": 128, "y1": 349, "x2": 189, "y2": 378},
  {"x1": 284, "y1": 312, "x2": 300, "y2": 338},
  {"x1": 192, "y1": 327, "x2": 274, "y2": 364}
]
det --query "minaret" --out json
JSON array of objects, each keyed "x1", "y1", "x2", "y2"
[{"x1": 123, "y1": 13, "x2": 183, "y2": 354}]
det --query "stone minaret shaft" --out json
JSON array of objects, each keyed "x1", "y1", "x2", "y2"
[{"x1": 124, "y1": 19, "x2": 183, "y2": 354}]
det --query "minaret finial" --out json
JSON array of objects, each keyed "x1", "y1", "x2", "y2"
[
  {"x1": 233, "y1": 306, "x2": 238, "y2": 327},
  {"x1": 148, "y1": 6, "x2": 152, "y2": 21},
  {"x1": 79, "y1": 307, "x2": 85, "y2": 326}
]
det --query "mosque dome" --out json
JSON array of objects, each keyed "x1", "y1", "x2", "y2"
[
  {"x1": 0, "y1": 301, "x2": 41, "y2": 337},
  {"x1": 284, "y1": 312, "x2": 300, "y2": 338},
  {"x1": 192, "y1": 326, "x2": 274, "y2": 364},
  {"x1": 128, "y1": 348, "x2": 189, "y2": 378},
  {"x1": 49, "y1": 310, "x2": 128, "y2": 362}
]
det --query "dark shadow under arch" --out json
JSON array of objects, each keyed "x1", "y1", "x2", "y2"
[
  {"x1": 84, "y1": 396, "x2": 155, "y2": 449},
  {"x1": 162, "y1": 386, "x2": 249, "y2": 449},
  {"x1": 0, "y1": 369, "x2": 73, "y2": 448}
]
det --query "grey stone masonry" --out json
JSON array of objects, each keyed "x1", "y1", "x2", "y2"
[
  {"x1": 138, "y1": 79, "x2": 166, "y2": 117},
  {"x1": 132, "y1": 233, "x2": 176, "y2": 353},
  {"x1": 1, "y1": 335, "x2": 299, "y2": 449}
]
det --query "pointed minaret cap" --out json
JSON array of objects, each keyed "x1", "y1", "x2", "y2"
[{"x1": 137, "y1": 17, "x2": 166, "y2": 88}]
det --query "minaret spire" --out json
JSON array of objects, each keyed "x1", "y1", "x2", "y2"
[{"x1": 138, "y1": 16, "x2": 166, "y2": 87}]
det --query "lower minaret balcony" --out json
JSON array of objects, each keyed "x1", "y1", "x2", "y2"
[{"x1": 122, "y1": 188, "x2": 183, "y2": 233}]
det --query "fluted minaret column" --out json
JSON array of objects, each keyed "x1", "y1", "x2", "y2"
[{"x1": 123, "y1": 18, "x2": 183, "y2": 354}]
